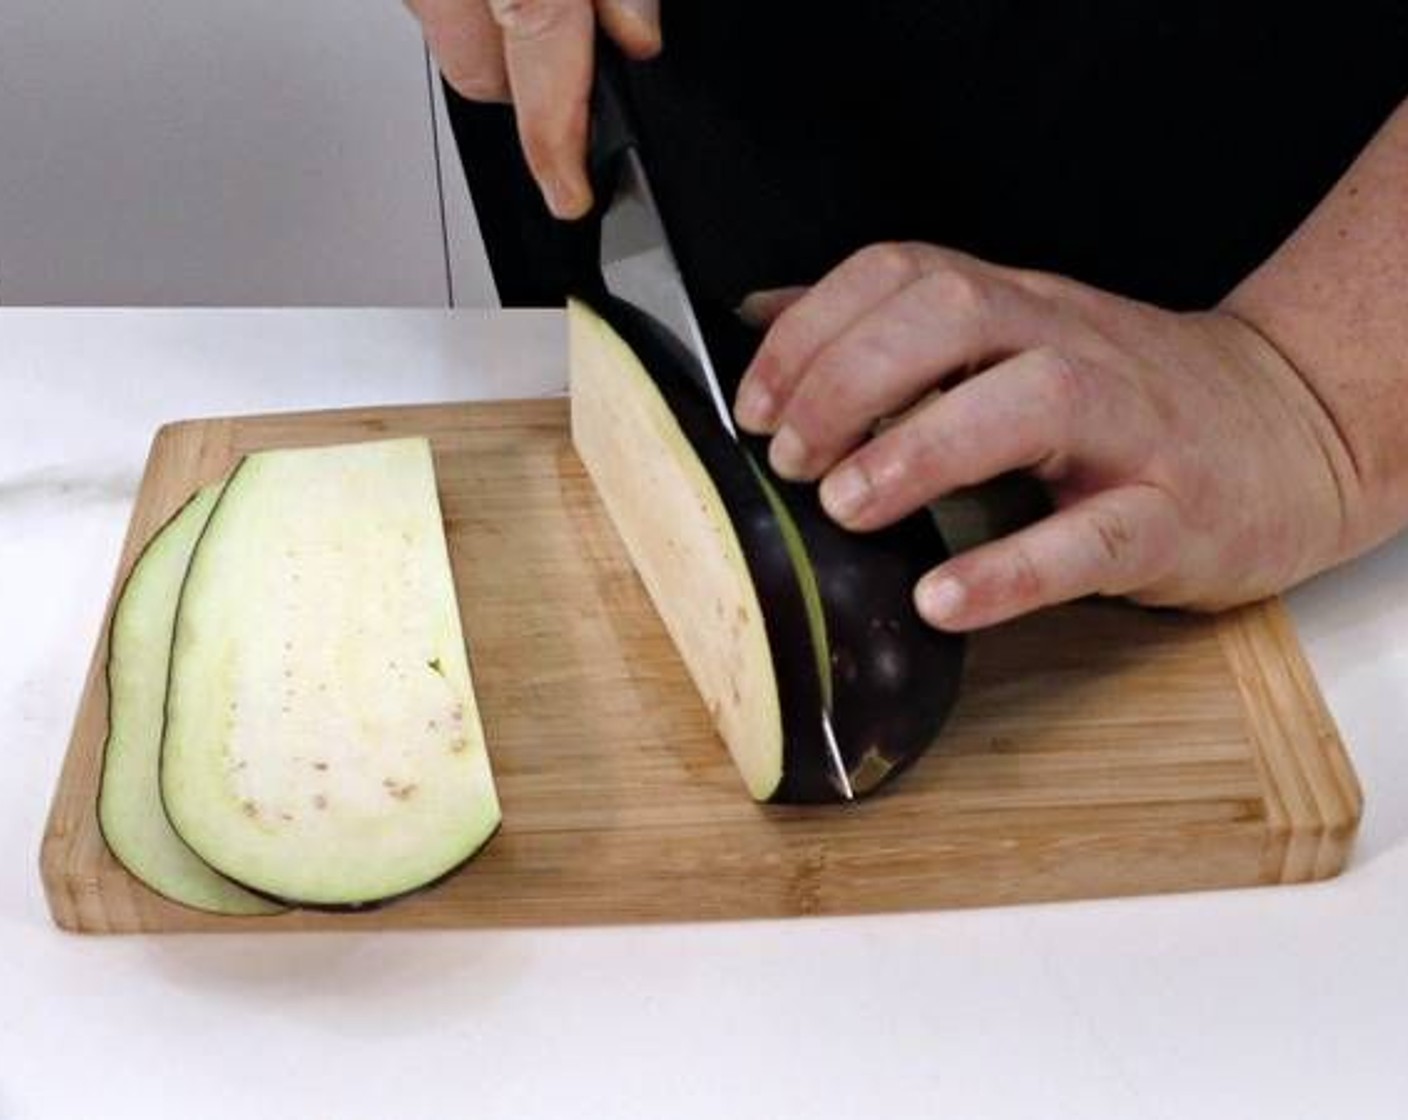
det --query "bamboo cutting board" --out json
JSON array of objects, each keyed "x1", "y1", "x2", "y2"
[{"x1": 41, "y1": 400, "x2": 1361, "y2": 933}]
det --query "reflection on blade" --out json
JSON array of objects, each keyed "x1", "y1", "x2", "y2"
[
  {"x1": 821, "y1": 709, "x2": 855, "y2": 802},
  {"x1": 600, "y1": 149, "x2": 737, "y2": 438}
]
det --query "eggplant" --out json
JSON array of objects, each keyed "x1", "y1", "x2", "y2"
[
  {"x1": 160, "y1": 438, "x2": 501, "y2": 908},
  {"x1": 97, "y1": 483, "x2": 283, "y2": 915},
  {"x1": 569, "y1": 298, "x2": 965, "y2": 803}
]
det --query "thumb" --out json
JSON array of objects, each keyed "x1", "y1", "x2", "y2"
[
  {"x1": 913, "y1": 485, "x2": 1180, "y2": 631},
  {"x1": 596, "y1": 0, "x2": 662, "y2": 58}
]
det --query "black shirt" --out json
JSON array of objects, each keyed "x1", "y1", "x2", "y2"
[{"x1": 446, "y1": 3, "x2": 1407, "y2": 311}]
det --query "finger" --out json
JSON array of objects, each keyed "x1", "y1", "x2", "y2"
[
  {"x1": 767, "y1": 266, "x2": 1051, "y2": 482},
  {"x1": 489, "y1": 0, "x2": 596, "y2": 219},
  {"x1": 735, "y1": 243, "x2": 952, "y2": 434},
  {"x1": 818, "y1": 346, "x2": 1090, "y2": 530},
  {"x1": 737, "y1": 286, "x2": 807, "y2": 328},
  {"x1": 409, "y1": 0, "x2": 509, "y2": 102},
  {"x1": 596, "y1": 0, "x2": 662, "y2": 58},
  {"x1": 913, "y1": 485, "x2": 1180, "y2": 631}
]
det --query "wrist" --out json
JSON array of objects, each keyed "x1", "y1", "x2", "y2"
[
  {"x1": 1218, "y1": 99, "x2": 1408, "y2": 573},
  {"x1": 1209, "y1": 301, "x2": 1391, "y2": 577}
]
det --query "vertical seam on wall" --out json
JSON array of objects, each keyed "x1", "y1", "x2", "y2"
[{"x1": 422, "y1": 45, "x2": 456, "y2": 308}]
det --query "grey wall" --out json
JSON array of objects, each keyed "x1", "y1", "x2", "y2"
[{"x1": 0, "y1": 0, "x2": 496, "y2": 306}]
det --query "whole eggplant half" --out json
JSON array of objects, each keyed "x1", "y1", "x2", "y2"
[{"x1": 570, "y1": 295, "x2": 965, "y2": 803}]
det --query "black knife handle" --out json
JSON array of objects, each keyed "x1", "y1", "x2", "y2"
[
  {"x1": 587, "y1": 37, "x2": 637, "y2": 203},
  {"x1": 562, "y1": 36, "x2": 641, "y2": 299}
]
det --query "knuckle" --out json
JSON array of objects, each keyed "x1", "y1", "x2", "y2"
[
  {"x1": 857, "y1": 241, "x2": 925, "y2": 286},
  {"x1": 841, "y1": 442, "x2": 928, "y2": 527},
  {"x1": 758, "y1": 310, "x2": 817, "y2": 384},
  {"x1": 920, "y1": 265, "x2": 988, "y2": 322},
  {"x1": 1004, "y1": 543, "x2": 1046, "y2": 605},
  {"x1": 874, "y1": 433, "x2": 945, "y2": 507},
  {"x1": 1030, "y1": 346, "x2": 1085, "y2": 425},
  {"x1": 488, "y1": 0, "x2": 575, "y2": 39},
  {"x1": 1090, "y1": 509, "x2": 1136, "y2": 568},
  {"x1": 851, "y1": 442, "x2": 900, "y2": 495},
  {"x1": 800, "y1": 332, "x2": 910, "y2": 456},
  {"x1": 887, "y1": 410, "x2": 949, "y2": 480},
  {"x1": 1006, "y1": 266, "x2": 1065, "y2": 302},
  {"x1": 1089, "y1": 488, "x2": 1183, "y2": 594},
  {"x1": 815, "y1": 329, "x2": 896, "y2": 393},
  {"x1": 1131, "y1": 489, "x2": 1183, "y2": 582}
]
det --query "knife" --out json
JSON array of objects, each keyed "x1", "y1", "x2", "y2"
[
  {"x1": 585, "y1": 51, "x2": 736, "y2": 438},
  {"x1": 581, "y1": 45, "x2": 855, "y2": 801}
]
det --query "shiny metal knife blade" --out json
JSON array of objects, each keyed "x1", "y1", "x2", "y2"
[
  {"x1": 820, "y1": 710, "x2": 855, "y2": 801},
  {"x1": 598, "y1": 148, "x2": 738, "y2": 439}
]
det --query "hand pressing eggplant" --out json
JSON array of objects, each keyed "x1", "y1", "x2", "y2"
[
  {"x1": 404, "y1": 0, "x2": 661, "y2": 218},
  {"x1": 732, "y1": 245, "x2": 1351, "y2": 630},
  {"x1": 733, "y1": 88, "x2": 1408, "y2": 639}
]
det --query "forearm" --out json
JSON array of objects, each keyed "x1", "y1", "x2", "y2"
[{"x1": 1224, "y1": 96, "x2": 1408, "y2": 561}]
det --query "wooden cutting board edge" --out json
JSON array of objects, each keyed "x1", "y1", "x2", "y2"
[
  {"x1": 1217, "y1": 600, "x2": 1363, "y2": 883},
  {"x1": 39, "y1": 402, "x2": 1364, "y2": 934}
]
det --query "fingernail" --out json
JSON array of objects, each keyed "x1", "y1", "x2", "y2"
[
  {"x1": 736, "y1": 293, "x2": 771, "y2": 328},
  {"x1": 768, "y1": 425, "x2": 808, "y2": 479},
  {"x1": 601, "y1": 0, "x2": 662, "y2": 56},
  {"x1": 734, "y1": 381, "x2": 776, "y2": 432},
  {"x1": 611, "y1": 0, "x2": 660, "y2": 29},
  {"x1": 544, "y1": 174, "x2": 591, "y2": 220},
  {"x1": 820, "y1": 465, "x2": 870, "y2": 522},
  {"x1": 917, "y1": 576, "x2": 966, "y2": 626}
]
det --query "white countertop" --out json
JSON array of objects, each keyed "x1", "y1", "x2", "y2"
[{"x1": 3, "y1": 309, "x2": 1407, "y2": 1119}]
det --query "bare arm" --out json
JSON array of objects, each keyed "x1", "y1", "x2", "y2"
[{"x1": 1224, "y1": 96, "x2": 1408, "y2": 565}]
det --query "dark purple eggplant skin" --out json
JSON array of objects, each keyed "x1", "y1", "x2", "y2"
[
  {"x1": 590, "y1": 294, "x2": 836, "y2": 803},
  {"x1": 703, "y1": 303, "x2": 966, "y2": 796},
  {"x1": 749, "y1": 442, "x2": 966, "y2": 796},
  {"x1": 587, "y1": 294, "x2": 966, "y2": 802}
]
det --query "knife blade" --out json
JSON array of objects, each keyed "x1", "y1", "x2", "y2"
[
  {"x1": 592, "y1": 137, "x2": 736, "y2": 435},
  {"x1": 584, "y1": 49, "x2": 854, "y2": 802}
]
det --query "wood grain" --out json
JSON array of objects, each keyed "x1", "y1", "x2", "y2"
[{"x1": 40, "y1": 400, "x2": 1362, "y2": 933}]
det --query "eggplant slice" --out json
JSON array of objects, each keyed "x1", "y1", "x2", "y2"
[
  {"x1": 98, "y1": 484, "x2": 284, "y2": 916},
  {"x1": 160, "y1": 438, "x2": 500, "y2": 908},
  {"x1": 569, "y1": 297, "x2": 965, "y2": 802}
]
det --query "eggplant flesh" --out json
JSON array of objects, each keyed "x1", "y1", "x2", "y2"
[
  {"x1": 160, "y1": 438, "x2": 501, "y2": 908},
  {"x1": 571, "y1": 298, "x2": 818, "y2": 800},
  {"x1": 570, "y1": 297, "x2": 965, "y2": 802}
]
